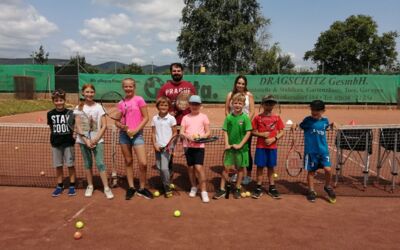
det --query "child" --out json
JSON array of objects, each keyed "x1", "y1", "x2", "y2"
[
  {"x1": 214, "y1": 93, "x2": 252, "y2": 199},
  {"x1": 151, "y1": 96, "x2": 177, "y2": 198},
  {"x1": 75, "y1": 84, "x2": 114, "y2": 199},
  {"x1": 180, "y1": 95, "x2": 210, "y2": 203},
  {"x1": 115, "y1": 78, "x2": 152, "y2": 200},
  {"x1": 251, "y1": 95, "x2": 284, "y2": 199},
  {"x1": 296, "y1": 100, "x2": 336, "y2": 203},
  {"x1": 47, "y1": 89, "x2": 76, "y2": 197}
]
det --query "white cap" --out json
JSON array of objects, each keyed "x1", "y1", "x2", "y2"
[{"x1": 286, "y1": 120, "x2": 293, "y2": 125}]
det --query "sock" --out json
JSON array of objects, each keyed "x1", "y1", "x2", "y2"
[
  {"x1": 57, "y1": 183, "x2": 63, "y2": 188},
  {"x1": 70, "y1": 182, "x2": 75, "y2": 187},
  {"x1": 269, "y1": 184, "x2": 276, "y2": 190}
]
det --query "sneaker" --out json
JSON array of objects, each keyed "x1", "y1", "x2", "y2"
[
  {"x1": 126, "y1": 187, "x2": 136, "y2": 200},
  {"x1": 252, "y1": 187, "x2": 263, "y2": 199},
  {"x1": 68, "y1": 186, "x2": 76, "y2": 196},
  {"x1": 213, "y1": 189, "x2": 226, "y2": 200},
  {"x1": 52, "y1": 186, "x2": 63, "y2": 197},
  {"x1": 307, "y1": 190, "x2": 317, "y2": 202},
  {"x1": 201, "y1": 191, "x2": 210, "y2": 203},
  {"x1": 169, "y1": 183, "x2": 175, "y2": 190},
  {"x1": 85, "y1": 185, "x2": 94, "y2": 197},
  {"x1": 189, "y1": 187, "x2": 198, "y2": 198},
  {"x1": 137, "y1": 188, "x2": 154, "y2": 199},
  {"x1": 268, "y1": 188, "x2": 281, "y2": 199},
  {"x1": 233, "y1": 188, "x2": 241, "y2": 199},
  {"x1": 230, "y1": 174, "x2": 238, "y2": 183},
  {"x1": 164, "y1": 185, "x2": 173, "y2": 198},
  {"x1": 324, "y1": 186, "x2": 336, "y2": 203},
  {"x1": 242, "y1": 176, "x2": 252, "y2": 185},
  {"x1": 104, "y1": 187, "x2": 114, "y2": 199}
]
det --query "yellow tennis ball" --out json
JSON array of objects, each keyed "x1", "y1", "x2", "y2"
[
  {"x1": 15, "y1": 146, "x2": 19, "y2": 150},
  {"x1": 245, "y1": 191, "x2": 251, "y2": 197},
  {"x1": 75, "y1": 221, "x2": 84, "y2": 229},
  {"x1": 174, "y1": 210, "x2": 181, "y2": 217},
  {"x1": 241, "y1": 192, "x2": 246, "y2": 198},
  {"x1": 153, "y1": 191, "x2": 160, "y2": 197},
  {"x1": 40, "y1": 171, "x2": 45, "y2": 176},
  {"x1": 169, "y1": 184, "x2": 175, "y2": 189},
  {"x1": 273, "y1": 173, "x2": 279, "y2": 178}
]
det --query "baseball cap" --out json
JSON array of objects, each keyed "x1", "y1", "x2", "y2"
[
  {"x1": 189, "y1": 95, "x2": 202, "y2": 104},
  {"x1": 261, "y1": 95, "x2": 277, "y2": 104}
]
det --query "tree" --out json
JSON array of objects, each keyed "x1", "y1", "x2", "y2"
[
  {"x1": 304, "y1": 15, "x2": 398, "y2": 74},
  {"x1": 177, "y1": 0, "x2": 269, "y2": 74},
  {"x1": 253, "y1": 42, "x2": 295, "y2": 74},
  {"x1": 30, "y1": 45, "x2": 49, "y2": 64},
  {"x1": 117, "y1": 63, "x2": 144, "y2": 74},
  {"x1": 69, "y1": 55, "x2": 99, "y2": 73}
]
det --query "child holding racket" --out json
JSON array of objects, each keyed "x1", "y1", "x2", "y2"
[
  {"x1": 151, "y1": 96, "x2": 177, "y2": 198},
  {"x1": 180, "y1": 95, "x2": 211, "y2": 203},
  {"x1": 251, "y1": 95, "x2": 284, "y2": 199},
  {"x1": 115, "y1": 78, "x2": 153, "y2": 200},
  {"x1": 295, "y1": 100, "x2": 336, "y2": 203},
  {"x1": 47, "y1": 89, "x2": 76, "y2": 197},
  {"x1": 214, "y1": 93, "x2": 252, "y2": 199},
  {"x1": 75, "y1": 84, "x2": 114, "y2": 199}
]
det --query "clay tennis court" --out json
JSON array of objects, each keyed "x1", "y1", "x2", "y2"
[{"x1": 1, "y1": 105, "x2": 400, "y2": 249}]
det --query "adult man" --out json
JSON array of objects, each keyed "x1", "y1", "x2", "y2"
[{"x1": 157, "y1": 63, "x2": 196, "y2": 125}]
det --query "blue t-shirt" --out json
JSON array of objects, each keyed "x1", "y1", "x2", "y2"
[{"x1": 300, "y1": 116, "x2": 330, "y2": 154}]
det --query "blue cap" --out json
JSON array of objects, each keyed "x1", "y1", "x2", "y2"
[{"x1": 189, "y1": 95, "x2": 202, "y2": 104}]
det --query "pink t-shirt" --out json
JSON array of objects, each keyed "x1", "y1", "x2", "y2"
[
  {"x1": 181, "y1": 113, "x2": 210, "y2": 148},
  {"x1": 118, "y1": 95, "x2": 146, "y2": 130}
]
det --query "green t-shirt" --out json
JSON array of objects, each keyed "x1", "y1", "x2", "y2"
[{"x1": 222, "y1": 112, "x2": 252, "y2": 152}]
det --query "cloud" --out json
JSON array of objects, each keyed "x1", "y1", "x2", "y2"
[
  {"x1": 132, "y1": 57, "x2": 145, "y2": 65},
  {"x1": 157, "y1": 31, "x2": 179, "y2": 42},
  {"x1": 62, "y1": 39, "x2": 144, "y2": 63},
  {"x1": 287, "y1": 52, "x2": 296, "y2": 59},
  {"x1": 0, "y1": 1, "x2": 58, "y2": 50},
  {"x1": 80, "y1": 13, "x2": 133, "y2": 40},
  {"x1": 160, "y1": 48, "x2": 175, "y2": 56}
]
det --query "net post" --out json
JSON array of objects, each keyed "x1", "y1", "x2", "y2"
[{"x1": 397, "y1": 87, "x2": 400, "y2": 109}]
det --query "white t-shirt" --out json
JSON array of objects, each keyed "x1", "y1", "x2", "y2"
[
  {"x1": 151, "y1": 113, "x2": 177, "y2": 147},
  {"x1": 230, "y1": 93, "x2": 250, "y2": 115},
  {"x1": 73, "y1": 103, "x2": 105, "y2": 144}
]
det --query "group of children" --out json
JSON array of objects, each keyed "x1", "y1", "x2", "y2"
[{"x1": 47, "y1": 80, "x2": 336, "y2": 203}]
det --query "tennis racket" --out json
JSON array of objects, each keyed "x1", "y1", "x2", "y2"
[
  {"x1": 193, "y1": 136, "x2": 219, "y2": 143},
  {"x1": 223, "y1": 147, "x2": 244, "y2": 199},
  {"x1": 66, "y1": 109, "x2": 94, "y2": 141},
  {"x1": 285, "y1": 128, "x2": 303, "y2": 177},
  {"x1": 160, "y1": 134, "x2": 188, "y2": 178}
]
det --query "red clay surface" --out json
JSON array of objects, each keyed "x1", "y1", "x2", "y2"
[{"x1": 0, "y1": 186, "x2": 399, "y2": 250}]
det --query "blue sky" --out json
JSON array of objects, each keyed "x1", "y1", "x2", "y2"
[{"x1": 0, "y1": 0, "x2": 398, "y2": 68}]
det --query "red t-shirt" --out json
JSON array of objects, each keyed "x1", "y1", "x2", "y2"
[
  {"x1": 252, "y1": 114, "x2": 285, "y2": 149},
  {"x1": 157, "y1": 80, "x2": 196, "y2": 125}
]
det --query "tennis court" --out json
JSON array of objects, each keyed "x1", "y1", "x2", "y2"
[{"x1": 1, "y1": 104, "x2": 400, "y2": 249}]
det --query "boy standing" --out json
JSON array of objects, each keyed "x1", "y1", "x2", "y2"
[
  {"x1": 251, "y1": 95, "x2": 284, "y2": 199},
  {"x1": 47, "y1": 89, "x2": 76, "y2": 197}
]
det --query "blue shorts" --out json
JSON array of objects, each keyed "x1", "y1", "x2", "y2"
[
  {"x1": 304, "y1": 153, "x2": 331, "y2": 172},
  {"x1": 255, "y1": 148, "x2": 277, "y2": 168},
  {"x1": 119, "y1": 130, "x2": 145, "y2": 146}
]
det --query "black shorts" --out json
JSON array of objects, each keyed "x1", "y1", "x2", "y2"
[{"x1": 185, "y1": 148, "x2": 205, "y2": 166}]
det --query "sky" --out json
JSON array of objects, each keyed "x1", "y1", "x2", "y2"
[{"x1": 0, "y1": 0, "x2": 399, "y2": 68}]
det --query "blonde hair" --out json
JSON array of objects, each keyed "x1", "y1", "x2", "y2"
[
  {"x1": 231, "y1": 92, "x2": 246, "y2": 104},
  {"x1": 79, "y1": 83, "x2": 95, "y2": 111}
]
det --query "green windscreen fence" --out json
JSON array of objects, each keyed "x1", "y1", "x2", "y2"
[
  {"x1": 79, "y1": 74, "x2": 400, "y2": 104},
  {"x1": 0, "y1": 65, "x2": 55, "y2": 93}
]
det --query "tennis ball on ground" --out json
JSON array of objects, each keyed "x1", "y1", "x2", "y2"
[
  {"x1": 73, "y1": 231, "x2": 82, "y2": 240},
  {"x1": 174, "y1": 210, "x2": 181, "y2": 217},
  {"x1": 153, "y1": 191, "x2": 160, "y2": 197},
  {"x1": 241, "y1": 192, "x2": 247, "y2": 198},
  {"x1": 40, "y1": 171, "x2": 45, "y2": 176},
  {"x1": 245, "y1": 191, "x2": 251, "y2": 197},
  {"x1": 75, "y1": 221, "x2": 84, "y2": 229},
  {"x1": 273, "y1": 173, "x2": 279, "y2": 178},
  {"x1": 15, "y1": 146, "x2": 19, "y2": 150}
]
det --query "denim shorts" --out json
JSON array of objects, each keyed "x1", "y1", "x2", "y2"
[{"x1": 119, "y1": 130, "x2": 145, "y2": 146}]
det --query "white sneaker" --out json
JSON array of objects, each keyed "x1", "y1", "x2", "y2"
[
  {"x1": 85, "y1": 185, "x2": 94, "y2": 197},
  {"x1": 104, "y1": 187, "x2": 114, "y2": 199},
  {"x1": 189, "y1": 187, "x2": 198, "y2": 197},
  {"x1": 201, "y1": 191, "x2": 209, "y2": 203}
]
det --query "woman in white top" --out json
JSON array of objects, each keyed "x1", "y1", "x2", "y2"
[{"x1": 224, "y1": 75, "x2": 255, "y2": 184}]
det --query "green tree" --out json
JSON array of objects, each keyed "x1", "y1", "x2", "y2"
[
  {"x1": 30, "y1": 45, "x2": 49, "y2": 64},
  {"x1": 254, "y1": 42, "x2": 295, "y2": 74},
  {"x1": 117, "y1": 63, "x2": 144, "y2": 74},
  {"x1": 177, "y1": 0, "x2": 269, "y2": 74},
  {"x1": 304, "y1": 15, "x2": 398, "y2": 74},
  {"x1": 69, "y1": 55, "x2": 99, "y2": 73}
]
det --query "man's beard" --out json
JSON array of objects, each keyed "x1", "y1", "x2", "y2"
[{"x1": 172, "y1": 74, "x2": 182, "y2": 82}]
